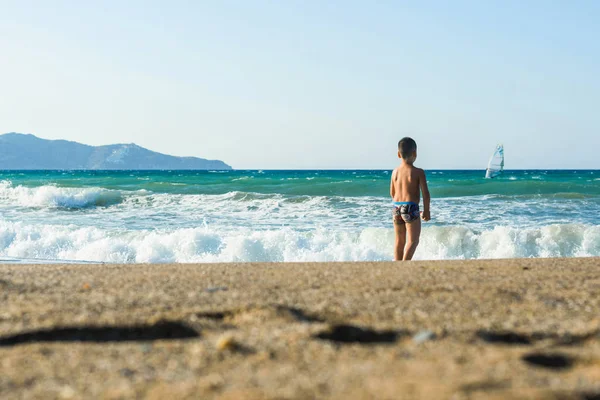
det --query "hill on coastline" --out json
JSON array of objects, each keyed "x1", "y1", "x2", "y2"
[{"x1": 0, "y1": 133, "x2": 231, "y2": 170}]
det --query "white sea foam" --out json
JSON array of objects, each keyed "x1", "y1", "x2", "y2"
[
  {"x1": 0, "y1": 181, "x2": 122, "y2": 208},
  {"x1": 0, "y1": 220, "x2": 597, "y2": 263},
  {"x1": 419, "y1": 224, "x2": 600, "y2": 259}
]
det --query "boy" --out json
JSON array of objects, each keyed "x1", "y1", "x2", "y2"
[{"x1": 390, "y1": 137, "x2": 430, "y2": 261}]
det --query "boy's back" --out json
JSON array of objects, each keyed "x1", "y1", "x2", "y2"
[{"x1": 391, "y1": 164, "x2": 424, "y2": 205}]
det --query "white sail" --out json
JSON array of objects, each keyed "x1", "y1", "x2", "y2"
[{"x1": 485, "y1": 144, "x2": 504, "y2": 179}]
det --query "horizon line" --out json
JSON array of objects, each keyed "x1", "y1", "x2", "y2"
[{"x1": 0, "y1": 168, "x2": 598, "y2": 172}]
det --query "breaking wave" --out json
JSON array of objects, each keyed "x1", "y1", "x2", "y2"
[
  {"x1": 0, "y1": 221, "x2": 597, "y2": 263},
  {"x1": 0, "y1": 181, "x2": 123, "y2": 208}
]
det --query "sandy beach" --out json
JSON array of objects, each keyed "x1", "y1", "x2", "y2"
[{"x1": 1, "y1": 258, "x2": 599, "y2": 399}]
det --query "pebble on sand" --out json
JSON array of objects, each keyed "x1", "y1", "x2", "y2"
[
  {"x1": 412, "y1": 330, "x2": 436, "y2": 344},
  {"x1": 216, "y1": 334, "x2": 238, "y2": 351}
]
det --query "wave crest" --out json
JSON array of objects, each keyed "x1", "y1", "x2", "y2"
[{"x1": 0, "y1": 181, "x2": 123, "y2": 208}]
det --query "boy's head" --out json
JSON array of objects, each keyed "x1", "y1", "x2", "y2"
[{"x1": 398, "y1": 137, "x2": 417, "y2": 162}]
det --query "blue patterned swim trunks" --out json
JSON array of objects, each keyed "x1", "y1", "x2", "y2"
[{"x1": 393, "y1": 201, "x2": 420, "y2": 224}]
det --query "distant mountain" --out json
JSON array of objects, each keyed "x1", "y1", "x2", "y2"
[{"x1": 0, "y1": 133, "x2": 232, "y2": 170}]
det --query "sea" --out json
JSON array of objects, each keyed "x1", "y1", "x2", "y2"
[{"x1": 0, "y1": 170, "x2": 598, "y2": 263}]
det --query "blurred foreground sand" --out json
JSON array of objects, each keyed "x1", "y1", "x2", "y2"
[{"x1": 1, "y1": 258, "x2": 599, "y2": 399}]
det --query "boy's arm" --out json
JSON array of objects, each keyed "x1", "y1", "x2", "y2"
[
  {"x1": 390, "y1": 169, "x2": 396, "y2": 198},
  {"x1": 419, "y1": 169, "x2": 431, "y2": 221}
]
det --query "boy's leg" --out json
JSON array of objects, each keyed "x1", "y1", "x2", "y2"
[
  {"x1": 393, "y1": 221, "x2": 406, "y2": 261},
  {"x1": 403, "y1": 218, "x2": 421, "y2": 261}
]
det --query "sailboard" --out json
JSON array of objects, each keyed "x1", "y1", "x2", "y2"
[{"x1": 485, "y1": 144, "x2": 504, "y2": 179}]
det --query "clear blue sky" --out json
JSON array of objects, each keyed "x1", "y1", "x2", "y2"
[{"x1": 1, "y1": 1, "x2": 599, "y2": 169}]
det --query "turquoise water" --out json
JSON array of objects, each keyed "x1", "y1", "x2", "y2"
[
  {"x1": 0, "y1": 170, "x2": 598, "y2": 262},
  {"x1": 3, "y1": 170, "x2": 599, "y2": 198}
]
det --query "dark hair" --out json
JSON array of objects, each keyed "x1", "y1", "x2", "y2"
[{"x1": 398, "y1": 137, "x2": 417, "y2": 159}]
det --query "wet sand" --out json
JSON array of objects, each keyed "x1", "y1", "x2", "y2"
[{"x1": 1, "y1": 258, "x2": 599, "y2": 399}]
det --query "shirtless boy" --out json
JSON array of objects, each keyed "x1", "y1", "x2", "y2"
[{"x1": 390, "y1": 137, "x2": 431, "y2": 261}]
